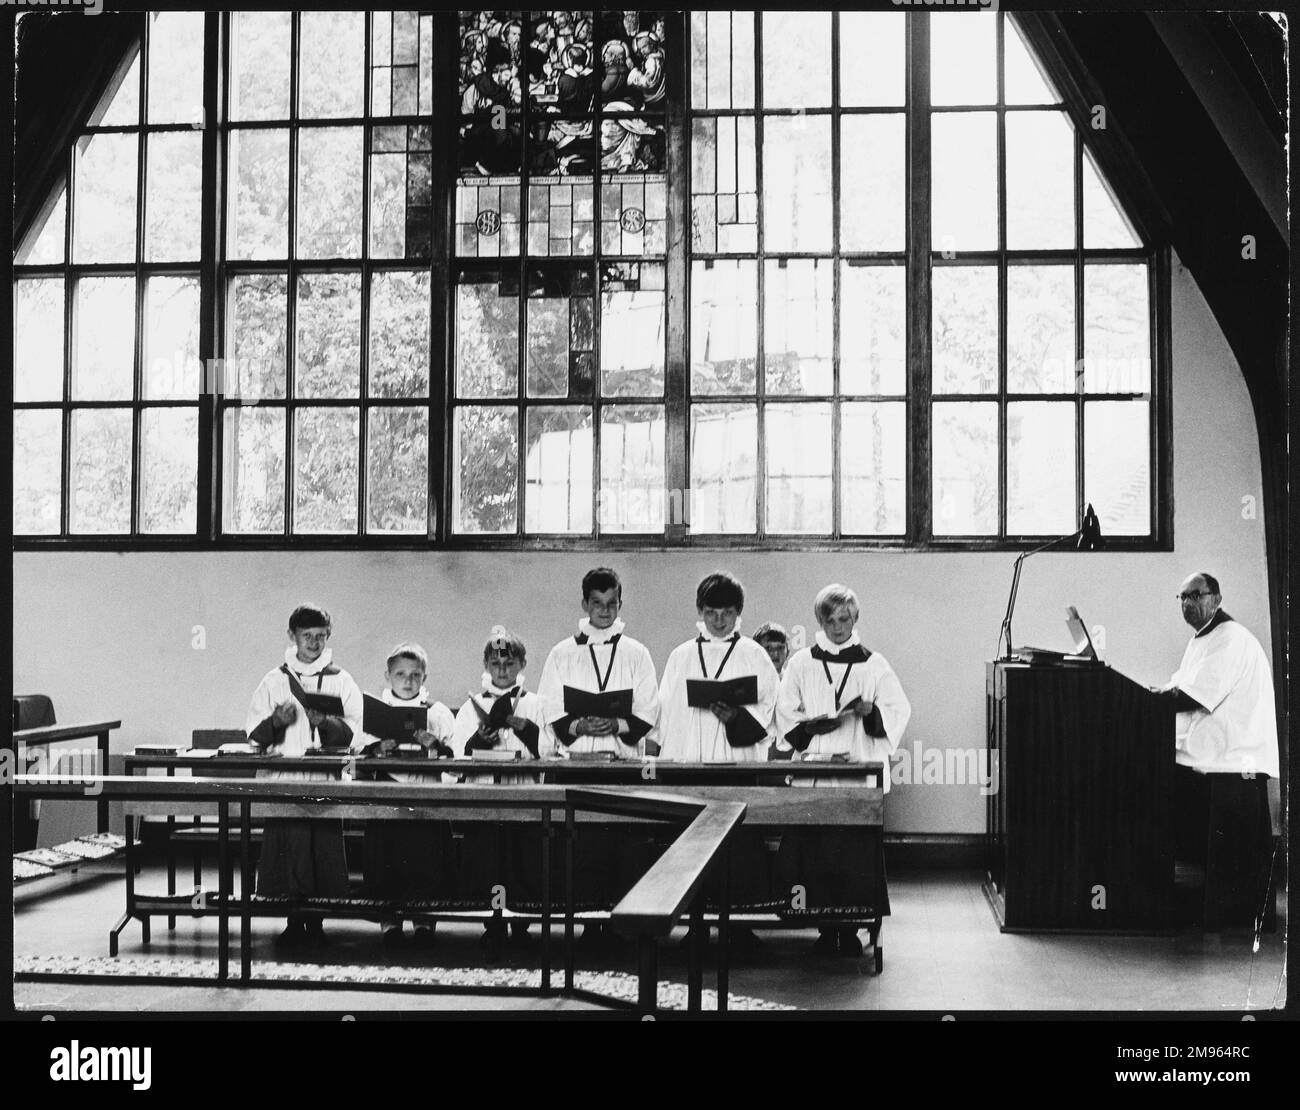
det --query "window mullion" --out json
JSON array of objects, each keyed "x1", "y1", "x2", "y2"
[
  {"x1": 284, "y1": 11, "x2": 300, "y2": 540},
  {"x1": 996, "y1": 12, "x2": 1009, "y2": 541},
  {"x1": 428, "y1": 11, "x2": 457, "y2": 545},
  {"x1": 664, "y1": 11, "x2": 689, "y2": 544},
  {"x1": 906, "y1": 13, "x2": 933, "y2": 543},
  {"x1": 198, "y1": 11, "x2": 222, "y2": 542}
]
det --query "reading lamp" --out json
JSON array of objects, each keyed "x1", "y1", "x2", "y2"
[{"x1": 998, "y1": 503, "x2": 1103, "y2": 662}]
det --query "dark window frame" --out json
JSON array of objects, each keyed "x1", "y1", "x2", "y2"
[{"x1": 13, "y1": 9, "x2": 1171, "y2": 554}]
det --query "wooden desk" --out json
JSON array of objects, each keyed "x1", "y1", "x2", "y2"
[
  {"x1": 13, "y1": 720, "x2": 121, "y2": 833},
  {"x1": 984, "y1": 662, "x2": 1175, "y2": 932}
]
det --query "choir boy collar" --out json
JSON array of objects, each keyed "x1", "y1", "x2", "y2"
[
  {"x1": 577, "y1": 617, "x2": 625, "y2": 644},
  {"x1": 812, "y1": 630, "x2": 871, "y2": 663},
  {"x1": 284, "y1": 645, "x2": 335, "y2": 676},
  {"x1": 695, "y1": 620, "x2": 742, "y2": 643},
  {"x1": 383, "y1": 686, "x2": 430, "y2": 706},
  {"x1": 480, "y1": 672, "x2": 525, "y2": 695}
]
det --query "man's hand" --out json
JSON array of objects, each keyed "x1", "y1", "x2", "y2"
[
  {"x1": 710, "y1": 702, "x2": 738, "y2": 724},
  {"x1": 306, "y1": 708, "x2": 325, "y2": 728},
  {"x1": 474, "y1": 726, "x2": 500, "y2": 748},
  {"x1": 850, "y1": 699, "x2": 876, "y2": 719},
  {"x1": 506, "y1": 715, "x2": 529, "y2": 731},
  {"x1": 378, "y1": 737, "x2": 399, "y2": 755},
  {"x1": 272, "y1": 701, "x2": 298, "y2": 727},
  {"x1": 576, "y1": 716, "x2": 618, "y2": 736}
]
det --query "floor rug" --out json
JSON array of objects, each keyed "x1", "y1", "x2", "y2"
[{"x1": 15, "y1": 954, "x2": 794, "y2": 1011}]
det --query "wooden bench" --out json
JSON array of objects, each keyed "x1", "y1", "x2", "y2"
[
  {"x1": 124, "y1": 752, "x2": 888, "y2": 968},
  {"x1": 16, "y1": 774, "x2": 743, "y2": 1014}
]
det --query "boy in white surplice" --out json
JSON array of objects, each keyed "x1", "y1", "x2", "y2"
[{"x1": 776, "y1": 583, "x2": 911, "y2": 957}]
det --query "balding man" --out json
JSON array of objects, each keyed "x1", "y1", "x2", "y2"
[{"x1": 1158, "y1": 572, "x2": 1278, "y2": 930}]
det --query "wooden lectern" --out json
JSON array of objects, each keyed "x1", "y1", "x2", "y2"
[{"x1": 984, "y1": 661, "x2": 1176, "y2": 932}]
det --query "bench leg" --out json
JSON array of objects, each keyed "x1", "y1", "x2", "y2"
[
  {"x1": 687, "y1": 896, "x2": 704, "y2": 1012},
  {"x1": 140, "y1": 914, "x2": 151, "y2": 946},
  {"x1": 108, "y1": 913, "x2": 131, "y2": 957},
  {"x1": 637, "y1": 935, "x2": 658, "y2": 1016}
]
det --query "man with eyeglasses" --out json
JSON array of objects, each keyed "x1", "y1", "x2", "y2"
[{"x1": 1155, "y1": 572, "x2": 1277, "y2": 931}]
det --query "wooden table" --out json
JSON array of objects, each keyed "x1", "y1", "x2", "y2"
[{"x1": 13, "y1": 720, "x2": 121, "y2": 833}]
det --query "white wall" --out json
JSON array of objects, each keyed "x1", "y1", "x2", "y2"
[{"x1": 12, "y1": 255, "x2": 1273, "y2": 834}]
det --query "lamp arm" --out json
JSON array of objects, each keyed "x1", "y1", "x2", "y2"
[{"x1": 998, "y1": 528, "x2": 1084, "y2": 661}]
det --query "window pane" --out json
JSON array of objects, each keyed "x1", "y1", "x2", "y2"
[
  {"x1": 294, "y1": 407, "x2": 359, "y2": 533},
  {"x1": 73, "y1": 277, "x2": 134, "y2": 401},
  {"x1": 1085, "y1": 401, "x2": 1149, "y2": 536},
  {"x1": 456, "y1": 274, "x2": 519, "y2": 399},
  {"x1": 296, "y1": 272, "x2": 362, "y2": 398},
  {"x1": 73, "y1": 133, "x2": 138, "y2": 264},
  {"x1": 1007, "y1": 265, "x2": 1075, "y2": 394},
  {"x1": 146, "y1": 132, "x2": 203, "y2": 262},
  {"x1": 1084, "y1": 264, "x2": 1150, "y2": 393},
  {"x1": 229, "y1": 274, "x2": 287, "y2": 400},
  {"x1": 144, "y1": 276, "x2": 200, "y2": 400},
  {"x1": 932, "y1": 112, "x2": 996, "y2": 253},
  {"x1": 761, "y1": 10, "x2": 830, "y2": 108},
  {"x1": 222, "y1": 406, "x2": 285, "y2": 533},
  {"x1": 140, "y1": 408, "x2": 198, "y2": 533},
  {"x1": 840, "y1": 12, "x2": 905, "y2": 107},
  {"x1": 70, "y1": 408, "x2": 132, "y2": 534},
  {"x1": 601, "y1": 405, "x2": 665, "y2": 533},
  {"x1": 932, "y1": 265, "x2": 998, "y2": 395},
  {"x1": 98, "y1": 50, "x2": 140, "y2": 127},
  {"x1": 841, "y1": 264, "x2": 906, "y2": 395},
  {"x1": 228, "y1": 129, "x2": 289, "y2": 260},
  {"x1": 231, "y1": 10, "x2": 292, "y2": 120},
  {"x1": 840, "y1": 115, "x2": 905, "y2": 252},
  {"x1": 1007, "y1": 402, "x2": 1076, "y2": 534},
  {"x1": 147, "y1": 11, "x2": 205, "y2": 125},
  {"x1": 370, "y1": 271, "x2": 431, "y2": 398},
  {"x1": 525, "y1": 178, "x2": 591, "y2": 258},
  {"x1": 600, "y1": 175, "x2": 667, "y2": 258},
  {"x1": 526, "y1": 267, "x2": 594, "y2": 399},
  {"x1": 525, "y1": 407, "x2": 593, "y2": 534},
  {"x1": 297, "y1": 127, "x2": 363, "y2": 259},
  {"x1": 454, "y1": 406, "x2": 518, "y2": 534},
  {"x1": 458, "y1": 177, "x2": 524, "y2": 259},
  {"x1": 766, "y1": 403, "x2": 832, "y2": 534},
  {"x1": 932, "y1": 402, "x2": 998, "y2": 535},
  {"x1": 1005, "y1": 15, "x2": 1061, "y2": 105},
  {"x1": 764, "y1": 259, "x2": 832, "y2": 396},
  {"x1": 692, "y1": 10, "x2": 754, "y2": 110},
  {"x1": 930, "y1": 12, "x2": 997, "y2": 106},
  {"x1": 690, "y1": 403, "x2": 756, "y2": 534},
  {"x1": 601, "y1": 264, "x2": 664, "y2": 397},
  {"x1": 690, "y1": 116, "x2": 757, "y2": 254},
  {"x1": 13, "y1": 410, "x2": 62, "y2": 535},
  {"x1": 842, "y1": 402, "x2": 906, "y2": 535},
  {"x1": 370, "y1": 147, "x2": 406, "y2": 259},
  {"x1": 299, "y1": 11, "x2": 365, "y2": 119},
  {"x1": 367, "y1": 407, "x2": 428, "y2": 535},
  {"x1": 691, "y1": 260, "x2": 757, "y2": 395},
  {"x1": 762, "y1": 116, "x2": 831, "y2": 252},
  {"x1": 1006, "y1": 111, "x2": 1074, "y2": 250},
  {"x1": 1083, "y1": 149, "x2": 1140, "y2": 249},
  {"x1": 18, "y1": 188, "x2": 65, "y2": 265},
  {"x1": 14, "y1": 278, "x2": 64, "y2": 403}
]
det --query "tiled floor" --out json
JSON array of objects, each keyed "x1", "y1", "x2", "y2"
[{"x1": 13, "y1": 867, "x2": 1286, "y2": 1013}]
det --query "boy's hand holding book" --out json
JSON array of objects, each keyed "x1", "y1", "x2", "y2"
[
  {"x1": 273, "y1": 701, "x2": 298, "y2": 728},
  {"x1": 575, "y1": 716, "x2": 618, "y2": 736},
  {"x1": 306, "y1": 708, "x2": 326, "y2": 728},
  {"x1": 710, "y1": 702, "x2": 739, "y2": 724}
]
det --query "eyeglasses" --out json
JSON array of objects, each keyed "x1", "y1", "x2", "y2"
[{"x1": 1177, "y1": 591, "x2": 1212, "y2": 601}]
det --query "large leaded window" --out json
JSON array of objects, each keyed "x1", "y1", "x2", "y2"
[{"x1": 12, "y1": 9, "x2": 1165, "y2": 548}]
